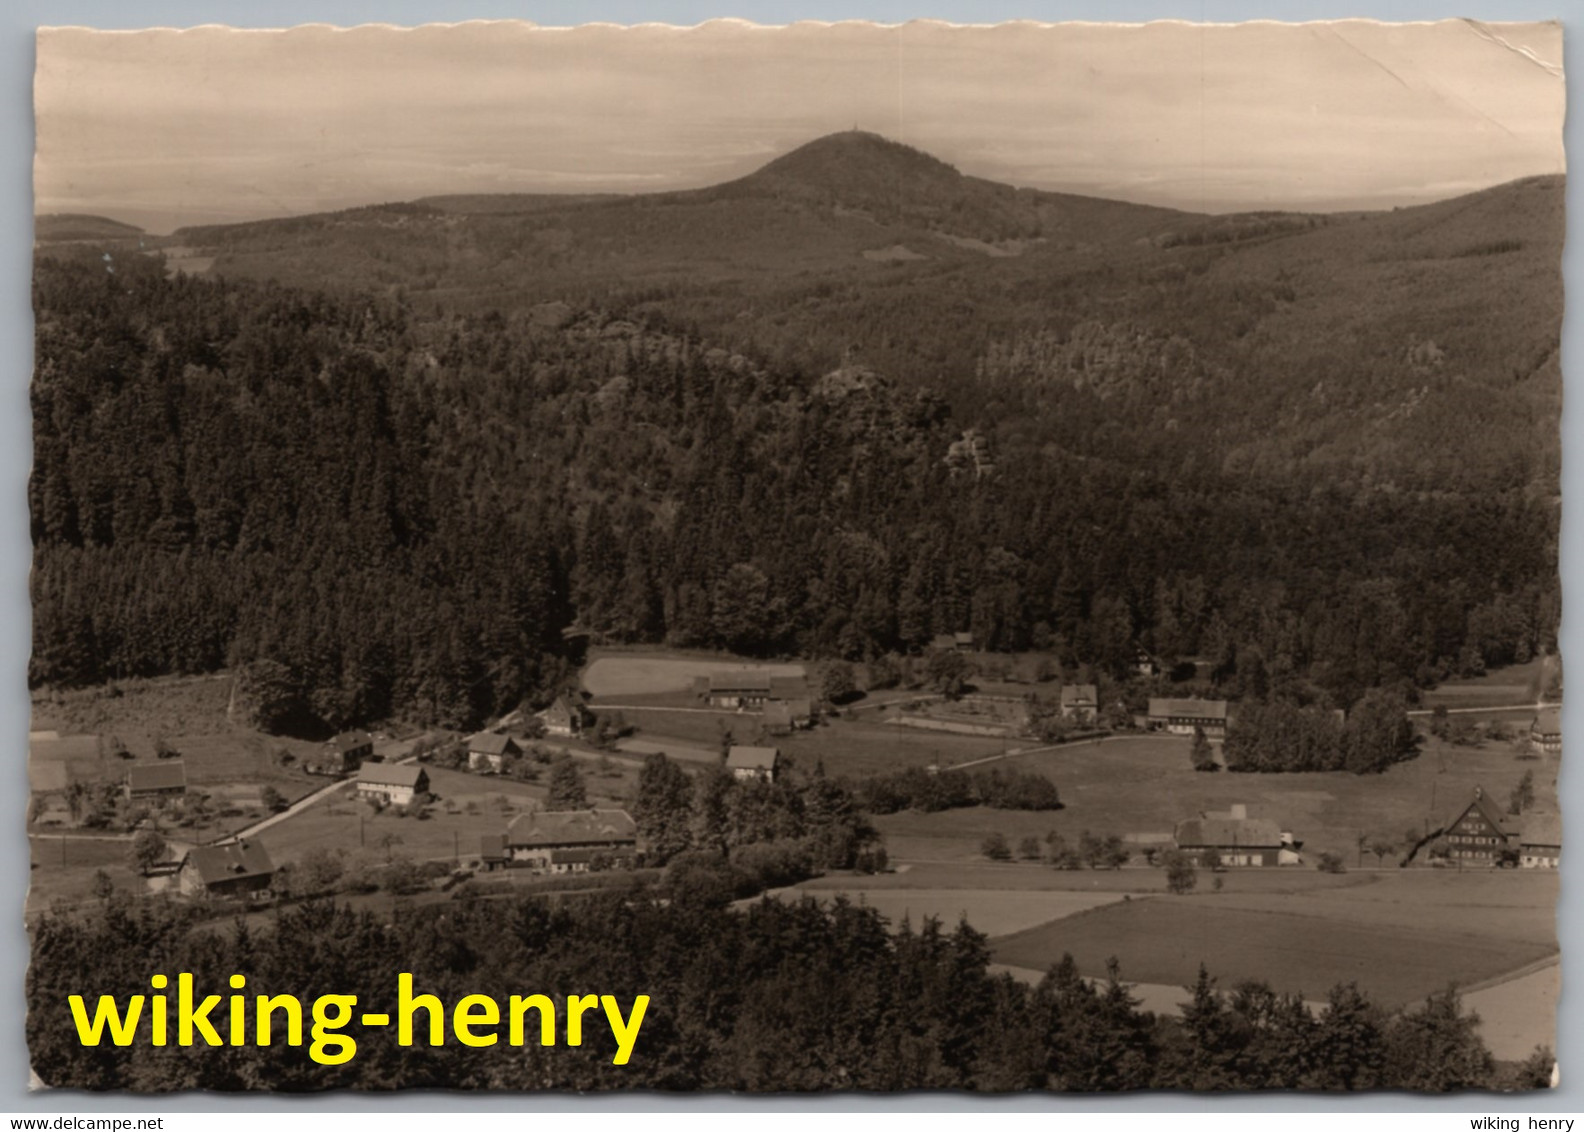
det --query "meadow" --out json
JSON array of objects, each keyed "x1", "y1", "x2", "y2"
[
  {"x1": 988, "y1": 885, "x2": 1557, "y2": 1009},
  {"x1": 757, "y1": 886, "x2": 1127, "y2": 937},
  {"x1": 868, "y1": 728, "x2": 1556, "y2": 863},
  {"x1": 1419, "y1": 656, "x2": 1553, "y2": 710},
  {"x1": 582, "y1": 651, "x2": 807, "y2": 698},
  {"x1": 613, "y1": 705, "x2": 1012, "y2": 778},
  {"x1": 27, "y1": 835, "x2": 142, "y2": 910}
]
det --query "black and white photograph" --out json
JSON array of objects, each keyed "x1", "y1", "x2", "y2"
[{"x1": 25, "y1": 17, "x2": 1565, "y2": 1093}]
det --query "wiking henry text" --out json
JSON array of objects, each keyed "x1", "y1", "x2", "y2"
[{"x1": 69, "y1": 974, "x2": 649, "y2": 1066}]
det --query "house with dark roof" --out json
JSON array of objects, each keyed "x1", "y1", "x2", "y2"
[
  {"x1": 480, "y1": 833, "x2": 508, "y2": 871},
  {"x1": 1059, "y1": 684, "x2": 1099, "y2": 723},
  {"x1": 1518, "y1": 812, "x2": 1561, "y2": 869},
  {"x1": 930, "y1": 634, "x2": 960, "y2": 653},
  {"x1": 769, "y1": 674, "x2": 811, "y2": 702},
  {"x1": 357, "y1": 762, "x2": 429, "y2": 806},
  {"x1": 763, "y1": 699, "x2": 813, "y2": 736},
  {"x1": 179, "y1": 838, "x2": 276, "y2": 899},
  {"x1": 706, "y1": 671, "x2": 772, "y2": 709},
  {"x1": 1443, "y1": 787, "x2": 1516, "y2": 865},
  {"x1": 1174, "y1": 805, "x2": 1298, "y2": 867},
  {"x1": 1147, "y1": 697, "x2": 1230, "y2": 737},
  {"x1": 1530, "y1": 708, "x2": 1561, "y2": 754},
  {"x1": 126, "y1": 761, "x2": 187, "y2": 801},
  {"x1": 504, "y1": 809, "x2": 637, "y2": 873},
  {"x1": 537, "y1": 695, "x2": 585, "y2": 738},
  {"x1": 321, "y1": 730, "x2": 374, "y2": 775},
  {"x1": 726, "y1": 745, "x2": 780, "y2": 783},
  {"x1": 466, "y1": 731, "x2": 522, "y2": 774}
]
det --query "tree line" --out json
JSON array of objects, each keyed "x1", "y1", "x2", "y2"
[
  {"x1": 27, "y1": 889, "x2": 1550, "y2": 1092},
  {"x1": 1222, "y1": 693, "x2": 1420, "y2": 774}
]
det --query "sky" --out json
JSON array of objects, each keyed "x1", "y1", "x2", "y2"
[{"x1": 33, "y1": 18, "x2": 1567, "y2": 234}]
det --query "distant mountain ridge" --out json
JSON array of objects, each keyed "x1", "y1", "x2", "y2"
[
  {"x1": 169, "y1": 129, "x2": 1187, "y2": 248},
  {"x1": 51, "y1": 130, "x2": 1561, "y2": 502},
  {"x1": 35, "y1": 213, "x2": 144, "y2": 243}
]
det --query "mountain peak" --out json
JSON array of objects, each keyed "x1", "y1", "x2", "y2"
[{"x1": 736, "y1": 130, "x2": 967, "y2": 200}]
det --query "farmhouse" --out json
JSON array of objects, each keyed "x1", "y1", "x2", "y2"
[
  {"x1": 179, "y1": 839, "x2": 276, "y2": 899},
  {"x1": 726, "y1": 744, "x2": 780, "y2": 783},
  {"x1": 770, "y1": 674, "x2": 811, "y2": 701},
  {"x1": 538, "y1": 695, "x2": 585, "y2": 738},
  {"x1": 1148, "y1": 697, "x2": 1229, "y2": 737},
  {"x1": 480, "y1": 833, "x2": 508, "y2": 871},
  {"x1": 504, "y1": 809, "x2": 638, "y2": 872},
  {"x1": 1530, "y1": 708, "x2": 1561, "y2": 754},
  {"x1": 322, "y1": 730, "x2": 374, "y2": 774},
  {"x1": 125, "y1": 761, "x2": 187, "y2": 801},
  {"x1": 763, "y1": 699, "x2": 813, "y2": 735},
  {"x1": 1174, "y1": 805, "x2": 1298, "y2": 867},
  {"x1": 706, "y1": 671, "x2": 772, "y2": 709},
  {"x1": 1443, "y1": 787, "x2": 1515, "y2": 865},
  {"x1": 466, "y1": 731, "x2": 522, "y2": 773},
  {"x1": 1518, "y1": 812, "x2": 1561, "y2": 869},
  {"x1": 1059, "y1": 684, "x2": 1099, "y2": 723},
  {"x1": 356, "y1": 762, "x2": 429, "y2": 807}
]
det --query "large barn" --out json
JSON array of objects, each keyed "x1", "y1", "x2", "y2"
[
  {"x1": 1174, "y1": 805, "x2": 1300, "y2": 867},
  {"x1": 1147, "y1": 698, "x2": 1230, "y2": 737},
  {"x1": 505, "y1": 809, "x2": 637, "y2": 873}
]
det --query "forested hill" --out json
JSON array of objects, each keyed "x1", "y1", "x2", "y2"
[
  {"x1": 163, "y1": 135, "x2": 1563, "y2": 496},
  {"x1": 35, "y1": 214, "x2": 144, "y2": 244},
  {"x1": 31, "y1": 237, "x2": 1557, "y2": 736}
]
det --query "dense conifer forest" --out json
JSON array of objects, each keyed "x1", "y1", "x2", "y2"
[
  {"x1": 31, "y1": 216, "x2": 1558, "y2": 736},
  {"x1": 27, "y1": 891, "x2": 1549, "y2": 1092}
]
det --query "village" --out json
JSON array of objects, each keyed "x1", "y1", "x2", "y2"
[{"x1": 26, "y1": 643, "x2": 1563, "y2": 1059}]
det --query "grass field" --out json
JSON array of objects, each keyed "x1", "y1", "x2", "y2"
[
  {"x1": 799, "y1": 860, "x2": 1373, "y2": 896},
  {"x1": 988, "y1": 890, "x2": 1557, "y2": 1008},
  {"x1": 617, "y1": 707, "x2": 1012, "y2": 778},
  {"x1": 582, "y1": 652, "x2": 807, "y2": 698},
  {"x1": 27, "y1": 835, "x2": 144, "y2": 910},
  {"x1": 1207, "y1": 869, "x2": 1558, "y2": 947},
  {"x1": 616, "y1": 735, "x2": 721, "y2": 766},
  {"x1": 1463, "y1": 962, "x2": 1559, "y2": 1061},
  {"x1": 1420, "y1": 657, "x2": 1552, "y2": 709},
  {"x1": 762, "y1": 886, "x2": 1127, "y2": 937},
  {"x1": 873, "y1": 729, "x2": 1557, "y2": 863}
]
